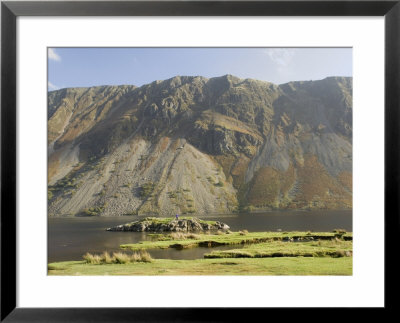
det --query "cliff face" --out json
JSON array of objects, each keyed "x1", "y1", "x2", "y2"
[{"x1": 48, "y1": 75, "x2": 352, "y2": 216}]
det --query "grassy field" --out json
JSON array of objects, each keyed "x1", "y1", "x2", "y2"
[
  {"x1": 48, "y1": 230, "x2": 352, "y2": 276},
  {"x1": 121, "y1": 231, "x2": 352, "y2": 251},
  {"x1": 48, "y1": 257, "x2": 352, "y2": 276},
  {"x1": 204, "y1": 239, "x2": 353, "y2": 258}
]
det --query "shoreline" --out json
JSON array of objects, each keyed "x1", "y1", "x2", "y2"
[{"x1": 48, "y1": 230, "x2": 353, "y2": 276}]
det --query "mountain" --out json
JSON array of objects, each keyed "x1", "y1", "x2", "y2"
[{"x1": 48, "y1": 75, "x2": 352, "y2": 217}]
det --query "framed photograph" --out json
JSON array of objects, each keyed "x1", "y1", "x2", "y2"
[{"x1": 1, "y1": 0, "x2": 399, "y2": 321}]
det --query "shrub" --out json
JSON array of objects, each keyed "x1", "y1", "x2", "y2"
[
  {"x1": 239, "y1": 230, "x2": 249, "y2": 236},
  {"x1": 137, "y1": 250, "x2": 153, "y2": 263},
  {"x1": 82, "y1": 251, "x2": 153, "y2": 265},
  {"x1": 102, "y1": 251, "x2": 113, "y2": 264},
  {"x1": 130, "y1": 252, "x2": 141, "y2": 262},
  {"x1": 113, "y1": 252, "x2": 131, "y2": 264},
  {"x1": 81, "y1": 206, "x2": 104, "y2": 216},
  {"x1": 139, "y1": 182, "x2": 155, "y2": 199},
  {"x1": 83, "y1": 252, "x2": 102, "y2": 264}
]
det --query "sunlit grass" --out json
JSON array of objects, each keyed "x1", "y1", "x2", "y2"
[
  {"x1": 48, "y1": 257, "x2": 352, "y2": 276},
  {"x1": 204, "y1": 239, "x2": 353, "y2": 259},
  {"x1": 83, "y1": 250, "x2": 153, "y2": 265},
  {"x1": 121, "y1": 231, "x2": 352, "y2": 251}
]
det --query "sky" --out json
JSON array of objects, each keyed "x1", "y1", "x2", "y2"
[{"x1": 48, "y1": 47, "x2": 352, "y2": 91}]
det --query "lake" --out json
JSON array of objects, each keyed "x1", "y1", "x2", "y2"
[{"x1": 48, "y1": 210, "x2": 352, "y2": 263}]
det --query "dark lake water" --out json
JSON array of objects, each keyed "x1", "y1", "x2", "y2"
[{"x1": 48, "y1": 210, "x2": 352, "y2": 263}]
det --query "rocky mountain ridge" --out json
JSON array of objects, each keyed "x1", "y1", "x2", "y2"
[{"x1": 48, "y1": 75, "x2": 352, "y2": 216}]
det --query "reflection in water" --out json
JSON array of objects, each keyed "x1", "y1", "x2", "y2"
[{"x1": 48, "y1": 210, "x2": 352, "y2": 263}]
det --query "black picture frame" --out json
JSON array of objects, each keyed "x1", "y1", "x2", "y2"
[{"x1": 1, "y1": 0, "x2": 399, "y2": 321}]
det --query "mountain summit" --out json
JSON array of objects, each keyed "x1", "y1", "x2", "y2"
[{"x1": 48, "y1": 75, "x2": 352, "y2": 216}]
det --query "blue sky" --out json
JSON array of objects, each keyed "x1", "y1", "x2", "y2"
[{"x1": 48, "y1": 48, "x2": 352, "y2": 90}]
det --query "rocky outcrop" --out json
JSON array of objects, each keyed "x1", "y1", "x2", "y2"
[{"x1": 106, "y1": 217, "x2": 230, "y2": 232}]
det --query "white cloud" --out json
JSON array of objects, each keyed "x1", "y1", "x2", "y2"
[
  {"x1": 265, "y1": 48, "x2": 296, "y2": 67},
  {"x1": 48, "y1": 48, "x2": 61, "y2": 62},
  {"x1": 48, "y1": 81, "x2": 59, "y2": 91}
]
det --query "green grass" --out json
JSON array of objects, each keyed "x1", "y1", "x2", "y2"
[
  {"x1": 48, "y1": 230, "x2": 353, "y2": 276},
  {"x1": 121, "y1": 231, "x2": 352, "y2": 251},
  {"x1": 204, "y1": 239, "x2": 353, "y2": 258},
  {"x1": 48, "y1": 257, "x2": 352, "y2": 276}
]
